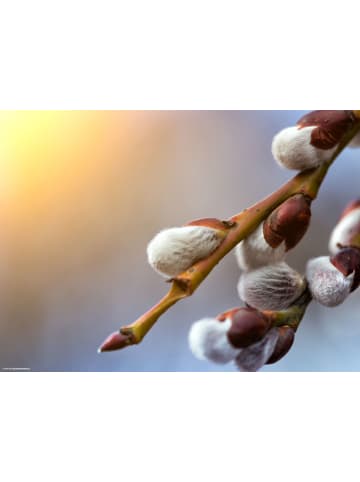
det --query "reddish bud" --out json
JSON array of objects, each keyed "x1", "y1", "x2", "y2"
[
  {"x1": 226, "y1": 307, "x2": 271, "y2": 349},
  {"x1": 330, "y1": 247, "x2": 360, "y2": 292},
  {"x1": 297, "y1": 110, "x2": 356, "y2": 149},
  {"x1": 98, "y1": 331, "x2": 133, "y2": 352},
  {"x1": 266, "y1": 326, "x2": 295, "y2": 364},
  {"x1": 263, "y1": 194, "x2": 312, "y2": 251}
]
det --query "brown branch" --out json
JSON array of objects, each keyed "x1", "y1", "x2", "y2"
[{"x1": 100, "y1": 112, "x2": 360, "y2": 351}]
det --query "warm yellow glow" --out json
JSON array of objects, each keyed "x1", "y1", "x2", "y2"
[
  {"x1": 0, "y1": 111, "x2": 140, "y2": 204},
  {"x1": 0, "y1": 110, "x2": 151, "y2": 249}
]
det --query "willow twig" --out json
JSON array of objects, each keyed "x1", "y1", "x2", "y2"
[{"x1": 105, "y1": 112, "x2": 360, "y2": 349}]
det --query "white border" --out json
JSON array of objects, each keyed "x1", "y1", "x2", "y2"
[
  {"x1": 1, "y1": 373, "x2": 360, "y2": 481},
  {"x1": 0, "y1": 1, "x2": 358, "y2": 108}
]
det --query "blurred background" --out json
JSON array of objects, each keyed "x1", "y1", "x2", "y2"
[{"x1": 0, "y1": 110, "x2": 359, "y2": 371}]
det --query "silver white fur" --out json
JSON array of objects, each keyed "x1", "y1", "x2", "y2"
[
  {"x1": 235, "y1": 223, "x2": 286, "y2": 271},
  {"x1": 188, "y1": 317, "x2": 241, "y2": 364},
  {"x1": 306, "y1": 256, "x2": 354, "y2": 307},
  {"x1": 147, "y1": 226, "x2": 223, "y2": 278},
  {"x1": 237, "y1": 262, "x2": 305, "y2": 311},
  {"x1": 328, "y1": 208, "x2": 360, "y2": 255},
  {"x1": 235, "y1": 327, "x2": 279, "y2": 372},
  {"x1": 271, "y1": 126, "x2": 336, "y2": 171}
]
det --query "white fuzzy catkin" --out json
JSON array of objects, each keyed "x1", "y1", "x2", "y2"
[
  {"x1": 235, "y1": 328, "x2": 279, "y2": 372},
  {"x1": 306, "y1": 256, "x2": 354, "y2": 307},
  {"x1": 188, "y1": 317, "x2": 241, "y2": 364},
  {"x1": 271, "y1": 126, "x2": 337, "y2": 171},
  {"x1": 328, "y1": 208, "x2": 360, "y2": 255},
  {"x1": 147, "y1": 225, "x2": 223, "y2": 278},
  {"x1": 237, "y1": 262, "x2": 305, "y2": 311},
  {"x1": 235, "y1": 223, "x2": 286, "y2": 271}
]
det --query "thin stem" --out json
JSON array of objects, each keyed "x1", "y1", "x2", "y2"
[
  {"x1": 264, "y1": 288, "x2": 312, "y2": 331},
  {"x1": 120, "y1": 281, "x2": 187, "y2": 343},
  {"x1": 103, "y1": 114, "x2": 360, "y2": 349}
]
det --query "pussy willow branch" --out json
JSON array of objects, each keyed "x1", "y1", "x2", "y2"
[{"x1": 119, "y1": 113, "x2": 360, "y2": 347}]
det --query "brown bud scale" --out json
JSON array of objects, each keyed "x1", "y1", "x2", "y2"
[
  {"x1": 263, "y1": 194, "x2": 311, "y2": 251},
  {"x1": 226, "y1": 307, "x2": 271, "y2": 349},
  {"x1": 297, "y1": 110, "x2": 356, "y2": 149},
  {"x1": 216, "y1": 307, "x2": 241, "y2": 322},
  {"x1": 330, "y1": 247, "x2": 360, "y2": 292},
  {"x1": 266, "y1": 326, "x2": 295, "y2": 364},
  {"x1": 186, "y1": 218, "x2": 229, "y2": 231}
]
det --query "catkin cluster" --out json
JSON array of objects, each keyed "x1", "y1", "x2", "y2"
[
  {"x1": 101, "y1": 111, "x2": 360, "y2": 369},
  {"x1": 144, "y1": 111, "x2": 360, "y2": 371},
  {"x1": 188, "y1": 194, "x2": 311, "y2": 371}
]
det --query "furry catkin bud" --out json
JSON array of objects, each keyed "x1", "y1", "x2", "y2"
[
  {"x1": 147, "y1": 220, "x2": 225, "y2": 278},
  {"x1": 266, "y1": 326, "x2": 295, "y2": 364},
  {"x1": 235, "y1": 223, "x2": 286, "y2": 271},
  {"x1": 297, "y1": 110, "x2": 356, "y2": 149},
  {"x1": 188, "y1": 317, "x2": 240, "y2": 364},
  {"x1": 272, "y1": 126, "x2": 336, "y2": 171},
  {"x1": 306, "y1": 256, "x2": 355, "y2": 307},
  {"x1": 224, "y1": 307, "x2": 271, "y2": 349},
  {"x1": 235, "y1": 195, "x2": 311, "y2": 271},
  {"x1": 263, "y1": 194, "x2": 312, "y2": 251},
  {"x1": 235, "y1": 328, "x2": 279, "y2": 372},
  {"x1": 330, "y1": 247, "x2": 360, "y2": 293},
  {"x1": 272, "y1": 111, "x2": 356, "y2": 171},
  {"x1": 237, "y1": 262, "x2": 306, "y2": 311},
  {"x1": 328, "y1": 200, "x2": 360, "y2": 254}
]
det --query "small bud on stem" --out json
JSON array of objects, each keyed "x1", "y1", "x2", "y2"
[
  {"x1": 236, "y1": 195, "x2": 311, "y2": 271},
  {"x1": 98, "y1": 331, "x2": 133, "y2": 353},
  {"x1": 225, "y1": 307, "x2": 271, "y2": 348},
  {"x1": 263, "y1": 194, "x2": 312, "y2": 251}
]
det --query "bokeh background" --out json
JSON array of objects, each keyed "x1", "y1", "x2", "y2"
[{"x1": 0, "y1": 110, "x2": 359, "y2": 371}]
